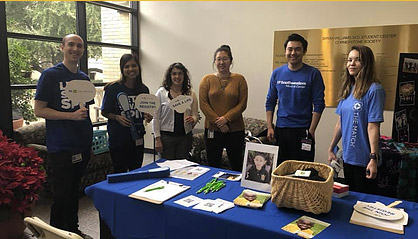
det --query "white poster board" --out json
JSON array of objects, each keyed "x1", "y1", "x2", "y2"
[
  {"x1": 241, "y1": 142, "x2": 278, "y2": 193},
  {"x1": 65, "y1": 80, "x2": 96, "y2": 109},
  {"x1": 169, "y1": 95, "x2": 192, "y2": 113},
  {"x1": 134, "y1": 94, "x2": 160, "y2": 114}
]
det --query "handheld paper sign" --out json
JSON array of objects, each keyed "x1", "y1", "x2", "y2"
[
  {"x1": 169, "y1": 95, "x2": 193, "y2": 113},
  {"x1": 117, "y1": 92, "x2": 139, "y2": 140},
  {"x1": 353, "y1": 201, "x2": 404, "y2": 221},
  {"x1": 134, "y1": 94, "x2": 160, "y2": 114},
  {"x1": 65, "y1": 80, "x2": 96, "y2": 109},
  {"x1": 117, "y1": 92, "x2": 130, "y2": 112}
]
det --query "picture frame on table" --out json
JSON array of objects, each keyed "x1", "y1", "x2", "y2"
[{"x1": 241, "y1": 142, "x2": 278, "y2": 193}]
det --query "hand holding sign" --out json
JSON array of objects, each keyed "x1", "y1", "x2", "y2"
[
  {"x1": 118, "y1": 92, "x2": 139, "y2": 140},
  {"x1": 134, "y1": 94, "x2": 160, "y2": 115},
  {"x1": 169, "y1": 95, "x2": 192, "y2": 113},
  {"x1": 65, "y1": 80, "x2": 96, "y2": 109}
]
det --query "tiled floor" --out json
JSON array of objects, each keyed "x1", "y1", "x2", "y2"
[{"x1": 23, "y1": 153, "x2": 156, "y2": 239}]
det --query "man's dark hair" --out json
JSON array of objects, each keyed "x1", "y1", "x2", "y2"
[{"x1": 284, "y1": 33, "x2": 308, "y2": 52}]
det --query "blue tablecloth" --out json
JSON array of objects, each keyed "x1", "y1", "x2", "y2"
[{"x1": 85, "y1": 160, "x2": 418, "y2": 239}]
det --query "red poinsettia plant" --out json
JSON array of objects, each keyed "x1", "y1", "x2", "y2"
[{"x1": 0, "y1": 130, "x2": 46, "y2": 215}]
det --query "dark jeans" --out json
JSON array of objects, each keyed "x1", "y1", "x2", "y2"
[
  {"x1": 48, "y1": 150, "x2": 90, "y2": 233},
  {"x1": 343, "y1": 162, "x2": 378, "y2": 194},
  {"x1": 204, "y1": 129, "x2": 245, "y2": 171},
  {"x1": 160, "y1": 132, "x2": 193, "y2": 160},
  {"x1": 274, "y1": 127, "x2": 315, "y2": 165},
  {"x1": 109, "y1": 140, "x2": 144, "y2": 173}
]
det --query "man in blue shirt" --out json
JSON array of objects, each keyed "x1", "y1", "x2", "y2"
[
  {"x1": 265, "y1": 33, "x2": 325, "y2": 164},
  {"x1": 34, "y1": 34, "x2": 93, "y2": 238}
]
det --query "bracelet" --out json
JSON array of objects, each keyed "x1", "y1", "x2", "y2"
[{"x1": 369, "y1": 153, "x2": 378, "y2": 160}]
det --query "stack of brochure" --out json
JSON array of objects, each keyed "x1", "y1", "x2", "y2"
[{"x1": 332, "y1": 182, "x2": 349, "y2": 198}]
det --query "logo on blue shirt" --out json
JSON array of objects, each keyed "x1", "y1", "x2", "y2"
[{"x1": 352, "y1": 102, "x2": 363, "y2": 111}]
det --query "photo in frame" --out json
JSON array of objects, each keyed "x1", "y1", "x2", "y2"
[{"x1": 241, "y1": 142, "x2": 279, "y2": 193}]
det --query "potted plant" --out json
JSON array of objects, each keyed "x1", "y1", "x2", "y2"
[{"x1": 0, "y1": 130, "x2": 46, "y2": 238}]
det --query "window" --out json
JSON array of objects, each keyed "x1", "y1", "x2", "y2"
[{"x1": 0, "y1": 1, "x2": 139, "y2": 135}]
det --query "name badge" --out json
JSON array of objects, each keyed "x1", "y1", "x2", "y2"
[
  {"x1": 136, "y1": 138, "x2": 144, "y2": 146},
  {"x1": 71, "y1": 153, "x2": 82, "y2": 164},
  {"x1": 301, "y1": 138, "x2": 312, "y2": 152},
  {"x1": 207, "y1": 130, "x2": 214, "y2": 139}
]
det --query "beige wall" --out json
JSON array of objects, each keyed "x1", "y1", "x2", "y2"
[{"x1": 139, "y1": 1, "x2": 417, "y2": 164}]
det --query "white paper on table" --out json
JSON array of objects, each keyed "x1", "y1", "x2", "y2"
[
  {"x1": 170, "y1": 166, "x2": 210, "y2": 180},
  {"x1": 212, "y1": 198, "x2": 235, "y2": 214},
  {"x1": 212, "y1": 171, "x2": 242, "y2": 181},
  {"x1": 129, "y1": 180, "x2": 190, "y2": 204},
  {"x1": 193, "y1": 198, "x2": 234, "y2": 213},
  {"x1": 156, "y1": 159, "x2": 198, "y2": 171},
  {"x1": 193, "y1": 199, "x2": 221, "y2": 212},
  {"x1": 174, "y1": 195, "x2": 203, "y2": 207}
]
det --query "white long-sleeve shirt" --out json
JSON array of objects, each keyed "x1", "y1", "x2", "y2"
[{"x1": 152, "y1": 87, "x2": 199, "y2": 138}]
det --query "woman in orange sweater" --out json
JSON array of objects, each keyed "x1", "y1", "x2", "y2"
[{"x1": 199, "y1": 45, "x2": 248, "y2": 171}]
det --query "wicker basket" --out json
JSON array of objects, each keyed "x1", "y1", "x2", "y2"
[{"x1": 271, "y1": 160, "x2": 334, "y2": 214}]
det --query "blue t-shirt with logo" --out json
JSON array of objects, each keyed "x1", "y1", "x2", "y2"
[
  {"x1": 101, "y1": 82, "x2": 149, "y2": 149},
  {"x1": 336, "y1": 83, "x2": 385, "y2": 167},
  {"x1": 265, "y1": 64, "x2": 325, "y2": 128},
  {"x1": 35, "y1": 62, "x2": 93, "y2": 153}
]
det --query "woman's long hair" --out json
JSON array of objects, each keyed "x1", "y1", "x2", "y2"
[
  {"x1": 162, "y1": 62, "x2": 192, "y2": 95},
  {"x1": 338, "y1": 45, "x2": 378, "y2": 100},
  {"x1": 104, "y1": 54, "x2": 143, "y2": 90}
]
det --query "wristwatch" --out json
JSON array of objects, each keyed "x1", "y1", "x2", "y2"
[{"x1": 369, "y1": 153, "x2": 378, "y2": 161}]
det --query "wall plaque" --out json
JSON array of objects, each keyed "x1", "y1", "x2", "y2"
[{"x1": 273, "y1": 24, "x2": 418, "y2": 110}]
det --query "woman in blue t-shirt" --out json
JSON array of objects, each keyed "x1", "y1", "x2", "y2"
[
  {"x1": 101, "y1": 54, "x2": 153, "y2": 173},
  {"x1": 328, "y1": 45, "x2": 386, "y2": 194}
]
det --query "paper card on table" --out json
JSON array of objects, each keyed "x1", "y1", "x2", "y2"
[
  {"x1": 193, "y1": 198, "x2": 234, "y2": 214},
  {"x1": 212, "y1": 198, "x2": 234, "y2": 214},
  {"x1": 65, "y1": 80, "x2": 96, "y2": 109},
  {"x1": 129, "y1": 180, "x2": 190, "y2": 204},
  {"x1": 212, "y1": 171, "x2": 242, "y2": 181},
  {"x1": 281, "y1": 216, "x2": 330, "y2": 239},
  {"x1": 193, "y1": 199, "x2": 220, "y2": 212},
  {"x1": 170, "y1": 166, "x2": 210, "y2": 180},
  {"x1": 156, "y1": 159, "x2": 198, "y2": 171},
  {"x1": 135, "y1": 94, "x2": 160, "y2": 114},
  {"x1": 174, "y1": 195, "x2": 203, "y2": 207},
  {"x1": 169, "y1": 95, "x2": 193, "y2": 113}
]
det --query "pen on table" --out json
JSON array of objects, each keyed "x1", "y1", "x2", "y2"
[{"x1": 145, "y1": 186, "x2": 165, "y2": 192}]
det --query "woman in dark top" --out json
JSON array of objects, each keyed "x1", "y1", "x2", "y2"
[{"x1": 101, "y1": 54, "x2": 152, "y2": 173}]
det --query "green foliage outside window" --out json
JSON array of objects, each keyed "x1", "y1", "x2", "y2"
[{"x1": 8, "y1": 40, "x2": 37, "y2": 122}]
